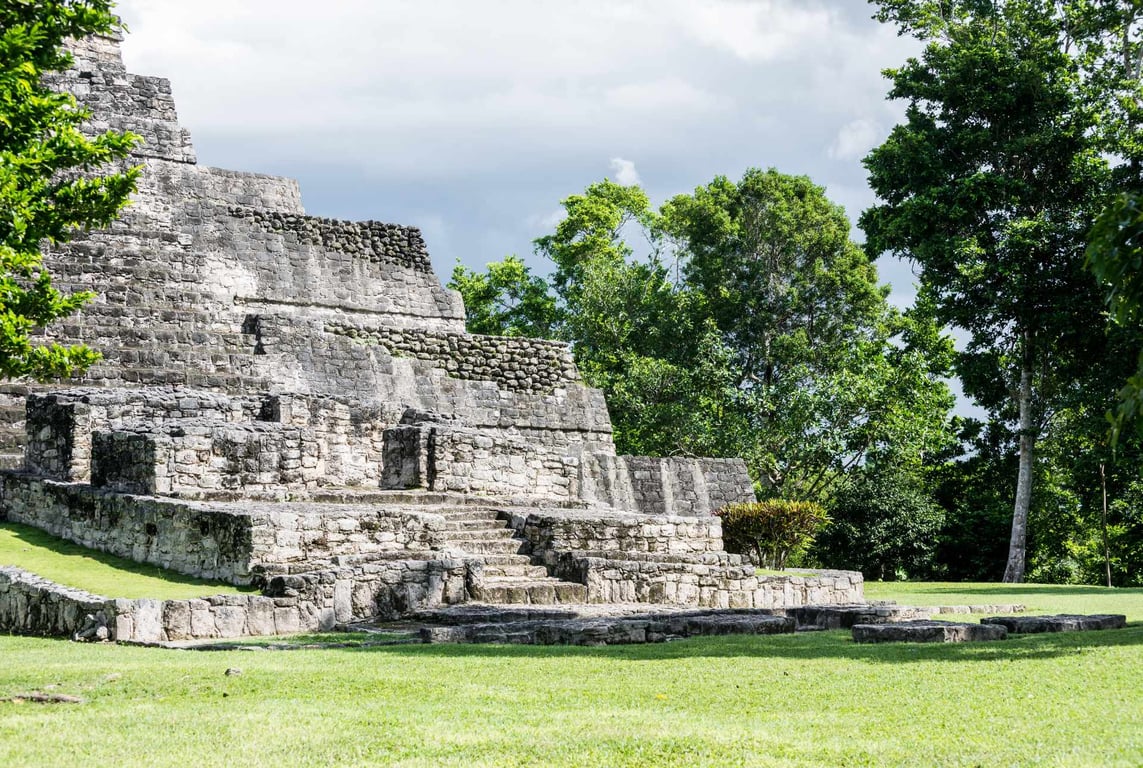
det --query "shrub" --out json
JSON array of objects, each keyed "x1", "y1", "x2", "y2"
[
  {"x1": 814, "y1": 467, "x2": 945, "y2": 581},
  {"x1": 715, "y1": 500, "x2": 829, "y2": 570}
]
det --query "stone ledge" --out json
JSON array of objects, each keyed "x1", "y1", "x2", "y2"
[
  {"x1": 419, "y1": 610, "x2": 795, "y2": 645},
  {"x1": 852, "y1": 620, "x2": 1008, "y2": 643},
  {"x1": 980, "y1": 614, "x2": 1127, "y2": 633}
]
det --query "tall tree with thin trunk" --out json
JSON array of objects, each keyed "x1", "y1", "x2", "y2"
[{"x1": 862, "y1": 0, "x2": 1111, "y2": 582}]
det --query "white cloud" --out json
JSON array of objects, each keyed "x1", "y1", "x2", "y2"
[
  {"x1": 109, "y1": 0, "x2": 929, "y2": 310},
  {"x1": 528, "y1": 209, "x2": 567, "y2": 230},
  {"x1": 829, "y1": 118, "x2": 882, "y2": 161},
  {"x1": 609, "y1": 158, "x2": 642, "y2": 187},
  {"x1": 675, "y1": 0, "x2": 833, "y2": 62}
]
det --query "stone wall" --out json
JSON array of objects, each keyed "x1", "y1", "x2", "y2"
[
  {"x1": 553, "y1": 555, "x2": 864, "y2": 609},
  {"x1": 242, "y1": 314, "x2": 616, "y2": 439},
  {"x1": 25, "y1": 389, "x2": 258, "y2": 483},
  {"x1": 57, "y1": 32, "x2": 196, "y2": 164},
  {"x1": 519, "y1": 511, "x2": 726, "y2": 567},
  {"x1": 1, "y1": 556, "x2": 470, "y2": 643},
  {"x1": 226, "y1": 208, "x2": 466, "y2": 332},
  {"x1": 235, "y1": 208, "x2": 435, "y2": 273},
  {"x1": 580, "y1": 454, "x2": 756, "y2": 517},
  {"x1": 90, "y1": 421, "x2": 323, "y2": 495},
  {"x1": 0, "y1": 475, "x2": 447, "y2": 584},
  {"x1": 27, "y1": 389, "x2": 401, "y2": 495},
  {"x1": 382, "y1": 424, "x2": 577, "y2": 500},
  {"x1": 326, "y1": 322, "x2": 582, "y2": 395},
  {"x1": 270, "y1": 394, "x2": 397, "y2": 488}
]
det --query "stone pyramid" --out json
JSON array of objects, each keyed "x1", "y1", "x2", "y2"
[{"x1": 0, "y1": 32, "x2": 862, "y2": 643}]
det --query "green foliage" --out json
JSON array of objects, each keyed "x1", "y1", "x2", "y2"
[
  {"x1": 457, "y1": 169, "x2": 956, "y2": 503},
  {"x1": 534, "y1": 179, "x2": 657, "y2": 300},
  {"x1": 814, "y1": 467, "x2": 945, "y2": 581},
  {"x1": 715, "y1": 500, "x2": 829, "y2": 570},
  {"x1": 864, "y1": 0, "x2": 1116, "y2": 582},
  {"x1": 1087, "y1": 192, "x2": 1143, "y2": 444},
  {"x1": 0, "y1": 0, "x2": 139, "y2": 380},
  {"x1": 664, "y1": 169, "x2": 956, "y2": 501},
  {"x1": 448, "y1": 255, "x2": 556, "y2": 338}
]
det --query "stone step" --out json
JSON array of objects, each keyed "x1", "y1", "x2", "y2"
[
  {"x1": 75, "y1": 363, "x2": 270, "y2": 392},
  {"x1": 437, "y1": 508, "x2": 504, "y2": 521},
  {"x1": 481, "y1": 564, "x2": 550, "y2": 579},
  {"x1": 67, "y1": 303, "x2": 242, "y2": 328},
  {"x1": 471, "y1": 579, "x2": 587, "y2": 606},
  {"x1": 442, "y1": 518, "x2": 505, "y2": 531},
  {"x1": 451, "y1": 538, "x2": 528, "y2": 556},
  {"x1": 444, "y1": 529, "x2": 517, "y2": 542},
  {"x1": 475, "y1": 554, "x2": 536, "y2": 566},
  {"x1": 41, "y1": 320, "x2": 253, "y2": 348}
]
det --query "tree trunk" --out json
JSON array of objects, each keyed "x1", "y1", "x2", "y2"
[
  {"x1": 1100, "y1": 462, "x2": 1112, "y2": 589},
  {"x1": 1003, "y1": 356, "x2": 1035, "y2": 583}
]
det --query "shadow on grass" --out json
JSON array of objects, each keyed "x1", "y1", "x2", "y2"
[
  {"x1": 322, "y1": 622, "x2": 1143, "y2": 664},
  {"x1": 0, "y1": 521, "x2": 254, "y2": 594}
]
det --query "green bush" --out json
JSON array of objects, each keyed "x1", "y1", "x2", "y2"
[{"x1": 715, "y1": 500, "x2": 829, "y2": 570}]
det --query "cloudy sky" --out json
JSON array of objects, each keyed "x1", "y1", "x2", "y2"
[{"x1": 113, "y1": 0, "x2": 925, "y2": 304}]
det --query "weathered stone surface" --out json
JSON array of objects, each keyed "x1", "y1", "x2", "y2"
[
  {"x1": 0, "y1": 31, "x2": 873, "y2": 645},
  {"x1": 852, "y1": 620, "x2": 1008, "y2": 644},
  {"x1": 980, "y1": 614, "x2": 1127, "y2": 633},
  {"x1": 792, "y1": 603, "x2": 934, "y2": 629},
  {"x1": 418, "y1": 608, "x2": 796, "y2": 646}
]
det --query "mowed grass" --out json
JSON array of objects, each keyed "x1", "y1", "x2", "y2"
[
  {"x1": 0, "y1": 522, "x2": 252, "y2": 600},
  {"x1": 1, "y1": 584, "x2": 1141, "y2": 767},
  {"x1": 865, "y1": 580, "x2": 1143, "y2": 619}
]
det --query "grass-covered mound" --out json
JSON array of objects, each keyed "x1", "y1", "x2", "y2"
[
  {"x1": 1, "y1": 583, "x2": 1140, "y2": 767},
  {"x1": 0, "y1": 522, "x2": 252, "y2": 600}
]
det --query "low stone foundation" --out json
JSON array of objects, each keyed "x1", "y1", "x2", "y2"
[
  {"x1": 0, "y1": 566, "x2": 108, "y2": 639},
  {"x1": 980, "y1": 614, "x2": 1127, "y2": 633},
  {"x1": 0, "y1": 474, "x2": 447, "y2": 584},
  {"x1": 419, "y1": 610, "x2": 796, "y2": 646},
  {"x1": 852, "y1": 620, "x2": 1008, "y2": 643},
  {"x1": 1, "y1": 554, "x2": 470, "y2": 643},
  {"x1": 557, "y1": 555, "x2": 864, "y2": 609}
]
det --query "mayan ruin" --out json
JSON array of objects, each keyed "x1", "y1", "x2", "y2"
[{"x1": 0, "y1": 31, "x2": 865, "y2": 644}]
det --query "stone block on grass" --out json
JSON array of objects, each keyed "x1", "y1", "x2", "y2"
[
  {"x1": 980, "y1": 614, "x2": 1126, "y2": 634},
  {"x1": 852, "y1": 620, "x2": 1007, "y2": 643}
]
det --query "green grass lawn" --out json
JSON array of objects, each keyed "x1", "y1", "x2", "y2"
[
  {"x1": 0, "y1": 522, "x2": 251, "y2": 600},
  {"x1": 1, "y1": 583, "x2": 1140, "y2": 767},
  {"x1": 865, "y1": 580, "x2": 1143, "y2": 619}
]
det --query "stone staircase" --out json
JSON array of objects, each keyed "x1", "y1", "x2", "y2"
[{"x1": 437, "y1": 507, "x2": 587, "y2": 606}]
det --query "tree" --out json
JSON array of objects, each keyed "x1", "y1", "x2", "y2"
[
  {"x1": 663, "y1": 169, "x2": 955, "y2": 501},
  {"x1": 0, "y1": 0, "x2": 138, "y2": 379},
  {"x1": 814, "y1": 465, "x2": 945, "y2": 581},
  {"x1": 460, "y1": 170, "x2": 956, "y2": 503},
  {"x1": 448, "y1": 255, "x2": 556, "y2": 338},
  {"x1": 1088, "y1": 193, "x2": 1143, "y2": 443},
  {"x1": 862, "y1": 0, "x2": 1112, "y2": 581}
]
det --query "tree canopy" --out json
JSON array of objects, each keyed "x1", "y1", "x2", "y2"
[
  {"x1": 452, "y1": 169, "x2": 955, "y2": 505},
  {"x1": 862, "y1": 0, "x2": 1114, "y2": 582}
]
